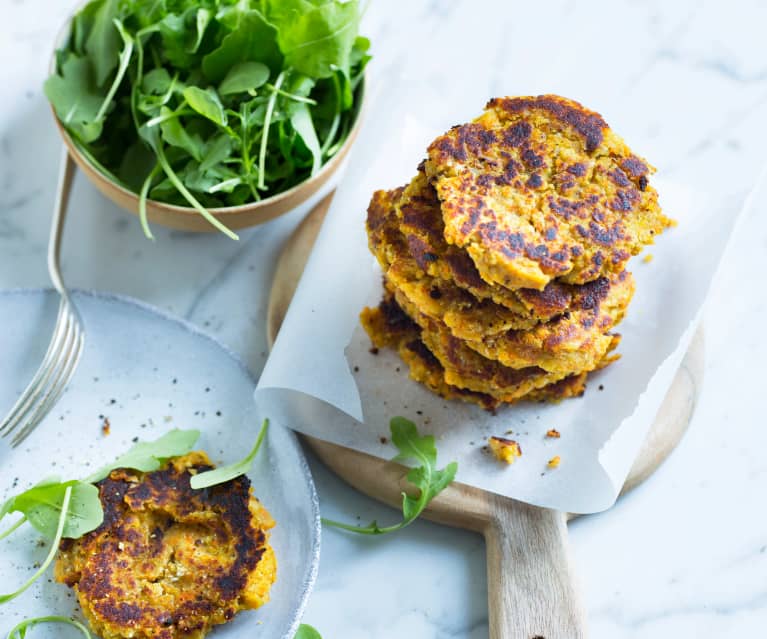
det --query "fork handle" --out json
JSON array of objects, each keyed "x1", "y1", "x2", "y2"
[{"x1": 48, "y1": 149, "x2": 76, "y2": 298}]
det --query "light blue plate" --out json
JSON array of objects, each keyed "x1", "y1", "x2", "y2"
[{"x1": 0, "y1": 289, "x2": 319, "y2": 639}]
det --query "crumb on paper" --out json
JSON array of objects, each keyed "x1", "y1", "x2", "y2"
[
  {"x1": 369, "y1": 347, "x2": 379, "y2": 355},
  {"x1": 488, "y1": 436, "x2": 522, "y2": 465},
  {"x1": 642, "y1": 253, "x2": 654, "y2": 263},
  {"x1": 546, "y1": 429, "x2": 560, "y2": 439},
  {"x1": 548, "y1": 455, "x2": 561, "y2": 469},
  {"x1": 101, "y1": 417, "x2": 111, "y2": 436}
]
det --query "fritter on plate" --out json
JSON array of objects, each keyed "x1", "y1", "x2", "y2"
[
  {"x1": 55, "y1": 452, "x2": 276, "y2": 639},
  {"x1": 424, "y1": 95, "x2": 673, "y2": 290}
]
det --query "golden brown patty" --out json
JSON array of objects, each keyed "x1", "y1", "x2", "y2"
[
  {"x1": 393, "y1": 173, "x2": 577, "y2": 319},
  {"x1": 367, "y1": 187, "x2": 539, "y2": 341},
  {"x1": 424, "y1": 95, "x2": 673, "y2": 290},
  {"x1": 55, "y1": 453, "x2": 276, "y2": 639},
  {"x1": 361, "y1": 295, "x2": 597, "y2": 410},
  {"x1": 389, "y1": 282, "x2": 621, "y2": 390},
  {"x1": 368, "y1": 182, "x2": 635, "y2": 357},
  {"x1": 457, "y1": 270, "x2": 634, "y2": 374}
]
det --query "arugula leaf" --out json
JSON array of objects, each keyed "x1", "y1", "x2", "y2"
[
  {"x1": 160, "y1": 107, "x2": 205, "y2": 161},
  {"x1": 190, "y1": 419, "x2": 269, "y2": 490},
  {"x1": 83, "y1": 0, "x2": 120, "y2": 86},
  {"x1": 182, "y1": 86, "x2": 227, "y2": 126},
  {"x1": 200, "y1": 134, "x2": 232, "y2": 171},
  {"x1": 43, "y1": 54, "x2": 104, "y2": 142},
  {"x1": 201, "y1": 10, "x2": 282, "y2": 82},
  {"x1": 267, "y1": 0, "x2": 360, "y2": 78},
  {"x1": 86, "y1": 428, "x2": 200, "y2": 483},
  {"x1": 294, "y1": 624, "x2": 323, "y2": 639},
  {"x1": 219, "y1": 61, "x2": 270, "y2": 95},
  {"x1": 290, "y1": 103, "x2": 322, "y2": 175},
  {"x1": 142, "y1": 68, "x2": 172, "y2": 95},
  {"x1": 7, "y1": 616, "x2": 92, "y2": 639},
  {"x1": 190, "y1": 8, "x2": 212, "y2": 54},
  {"x1": 323, "y1": 417, "x2": 458, "y2": 535},
  {"x1": 10, "y1": 480, "x2": 102, "y2": 540},
  {"x1": 158, "y1": 10, "x2": 199, "y2": 69}
]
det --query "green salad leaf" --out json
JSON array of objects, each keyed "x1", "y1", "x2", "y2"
[
  {"x1": 190, "y1": 419, "x2": 269, "y2": 490},
  {"x1": 294, "y1": 624, "x2": 323, "y2": 639},
  {"x1": 44, "y1": 0, "x2": 369, "y2": 239},
  {"x1": 323, "y1": 417, "x2": 458, "y2": 535},
  {"x1": 219, "y1": 61, "x2": 270, "y2": 95},
  {"x1": 85, "y1": 428, "x2": 200, "y2": 483}
]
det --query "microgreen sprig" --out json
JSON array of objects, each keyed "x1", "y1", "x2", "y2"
[
  {"x1": 191, "y1": 419, "x2": 269, "y2": 489},
  {"x1": 323, "y1": 417, "x2": 458, "y2": 535},
  {"x1": 6, "y1": 616, "x2": 92, "y2": 639}
]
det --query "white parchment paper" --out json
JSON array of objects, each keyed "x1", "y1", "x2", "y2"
[{"x1": 255, "y1": 68, "x2": 765, "y2": 514}]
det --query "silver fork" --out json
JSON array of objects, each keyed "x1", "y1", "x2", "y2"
[{"x1": 0, "y1": 149, "x2": 84, "y2": 447}]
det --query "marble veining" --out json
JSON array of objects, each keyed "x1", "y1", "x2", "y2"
[{"x1": 1, "y1": 0, "x2": 766, "y2": 637}]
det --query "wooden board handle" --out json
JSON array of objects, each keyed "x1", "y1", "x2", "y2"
[{"x1": 484, "y1": 495, "x2": 587, "y2": 639}]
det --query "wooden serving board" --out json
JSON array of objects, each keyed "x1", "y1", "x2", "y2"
[{"x1": 267, "y1": 193, "x2": 704, "y2": 639}]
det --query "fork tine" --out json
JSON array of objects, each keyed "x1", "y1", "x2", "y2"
[
  {"x1": 0, "y1": 299, "x2": 73, "y2": 437},
  {"x1": 3, "y1": 307, "x2": 78, "y2": 440},
  {"x1": 10, "y1": 311, "x2": 84, "y2": 447}
]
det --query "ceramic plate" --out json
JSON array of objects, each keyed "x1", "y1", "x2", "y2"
[{"x1": 0, "y1": 289, "x2": 319, "y2": 638}]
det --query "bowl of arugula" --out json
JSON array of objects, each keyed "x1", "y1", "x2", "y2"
[{"x1": 45, "y1": 0, "x2": 370, "y2": 239}]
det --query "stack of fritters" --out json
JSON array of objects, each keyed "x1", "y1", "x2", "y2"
[{"x1": 361, "y1": 95, "x2": 673, "y2": 410}]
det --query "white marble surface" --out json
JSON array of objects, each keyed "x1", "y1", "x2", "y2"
[{"x1": 1, "y1": 0, "x2": 767, "y2": 637}]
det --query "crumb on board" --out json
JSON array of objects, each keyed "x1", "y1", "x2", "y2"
[
  {"x1": 101, "y1": 417, "x2": 111, "y2": 436},
  {"x1": 642, "y1": 253, "x2": 654, "y2": 263},
  {"x1": 546, "y1": 429, "x2": 561, "y2": 439},
  {"x1": 488, "y1": 436, "x2": 522, "y2": 465},
  {"x1": 379, "y1": 436, "x2": 388, "y2": 444},
  {"x1": 548, "y1": 455, "x2": 561, "y2": 469},
  {"x1": 369, "y1": 347, "x2": 379, "y2": 355}
]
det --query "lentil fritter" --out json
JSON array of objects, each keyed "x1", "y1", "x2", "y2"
[
  {"x1": 361, "y1": 94, "x2": 673, "y2": 410},
  {"x1": 424, "y1": 95, "x2": 672, "y2": 290},
  {"x1": 368, "y1": 183, "x2": 635, "y2": 360},
  {"x1": 55, "y1": 452, "x2": 276, "y2": 639},
  {"x1": 362, "y1": 296, "x2": 593, "y2": 411}
]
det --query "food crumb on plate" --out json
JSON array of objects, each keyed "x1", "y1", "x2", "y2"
[
  {"x1": 548, "y1": 455, "x2": 562, "y2": 469},
  {"x1": 546, "y1": 429, "x2": 561, "y2": 438}
]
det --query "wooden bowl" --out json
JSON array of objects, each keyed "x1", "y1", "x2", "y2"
[{"x1": 49, "y1": 11, "x2": 365, "y2": 233}]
